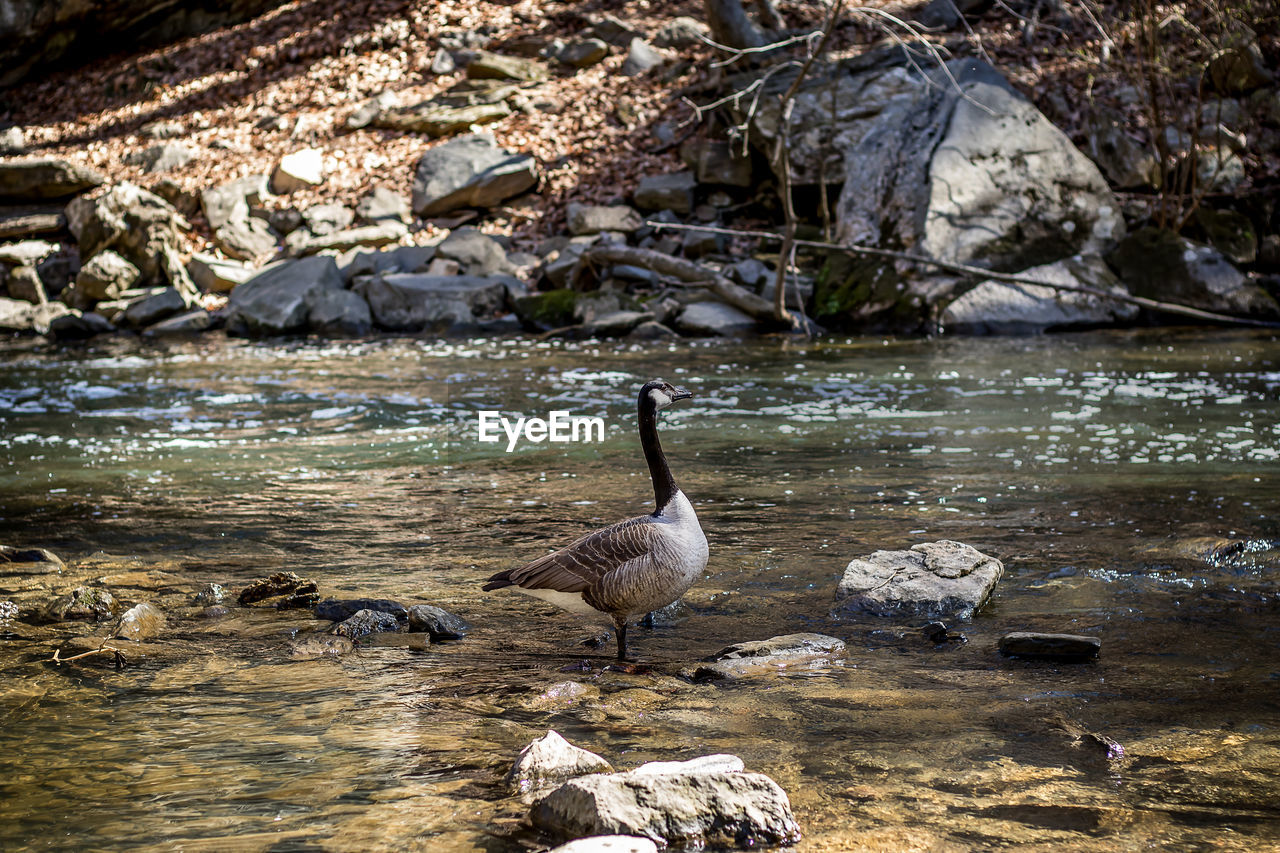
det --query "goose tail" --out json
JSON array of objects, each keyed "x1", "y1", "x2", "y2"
[{"x1": 481, "y1": 569, "x2": 514, "y2": 592}]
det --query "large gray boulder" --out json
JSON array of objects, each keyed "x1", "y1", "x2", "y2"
[
  {"x1": 224, "y1": 256, "x2": 345, "y2": 337},
  {"x1": 411, "y1": 134, "x2": 539, "y2": 217},
  {"x1": 737, "y1": 51, "x2": 1124, "y2": 329},
  {"x1": 941, "y1": 255, "x2": 1140, "y2": 334},
  {"x1": 533, "y1": 758, "x2": 801, "y2": 849},
  {"x1": 1106, "y1": 228, "x2": 1280, "y2": 319},
  {"x1": 834, "y1": 540, "x2": 1003, "y2": 620},
  {"x1": 0, "y1": 158, "x2": 104, "y2": 201},
  {"x1": 354, "y1": 273, "x2": 507, "y2": 330},
  {"x1": 675, "y1": 301, "x2": 757, "y2": 336},
  {"x1": 306, "y1": 288, "x2": 372, "y2": 336}
]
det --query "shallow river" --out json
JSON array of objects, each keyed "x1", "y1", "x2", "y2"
[{"x1": 1, "y1": 329, "x2": 1278, "y2": 851}]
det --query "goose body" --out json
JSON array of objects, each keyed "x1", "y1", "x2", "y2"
[{"x1": 482, "y1": 379, "x2": 708, "y2": 660}]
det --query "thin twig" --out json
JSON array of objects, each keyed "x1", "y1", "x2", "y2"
[{"x1": 645, "y1": 221, "x2": 1280, "y2": 328}]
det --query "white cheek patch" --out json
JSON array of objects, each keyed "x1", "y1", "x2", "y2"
[{"x1": 649, "y1": 388, "x2": 673, "y2": 409}]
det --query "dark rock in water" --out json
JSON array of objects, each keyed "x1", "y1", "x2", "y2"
[
  {"x1": 675, "y1": 302, "x2": 756, "y2": 336},
  {"x1": 354, "y1": 273, "x2": 508, "y2": 331},
  {"x1": 42, "y1": 586, "x2": 120, "y2": 622},
  {"x1": 833, "y1": 540, "x2": 1003, "y2": 620},
  {"x1": 507, "y1": 730, "x2": 613, "y2": 799},
  {"x1": 237, "y1": 571, "x2": 320, "y2": 609},
  {"x1": 111, "y1": 602, "x2": 165, "y2": 641},
  {"x1": 514, "y1": 288, "x2": 578, "y2": 331},
  {"x1": 0, "y1": 158, "x2": 104, "y2": 202},
  {"x1": 224, "y1": 255, "x2": 345, "y2": 337},
  {"x1": 533, "y1": 758, "x2": 802, "y2": 849},
  {"x1": 290, "y1": 634, "x2": 355, "y2": 659},
  {"x1": 200, "y1": 605, "x2": 231, "y2": 620},
  {"x1": 686, "y1": 632, "x2": 846, "y2": 682},
  {"x1": 0, "y1": 544, "x2": 65, "y2": 575},
  {"x1": 922, "y1": 622, "x2": 949, "y2": 643},
  {"x1": 406, "y1": 604, "x2": 469, "y2": 640},
  {"x1": 305, "y1": 288, "x2": 373, "y2": 336},
  {"x1": 331, "y1": 608, "x2": 401, "y2": 640},
  {"x1": 315, "y1": 598, "x2": 408, "y2": 622},
  {"x1": 121, "y1": 286, "x2": 189, "y2": 328},
  {"x1": 193, "y1": 583, "x2": 226, "y2": 605},
  {"x1": 143, "y1": 308, "x2": 214, "y2": 337},
  {"x1": 998, "y1": 632, "x2": 1101, "y2": 662}
]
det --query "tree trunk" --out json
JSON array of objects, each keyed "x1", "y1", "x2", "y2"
[{"x1": 704, "y1": 0, "x2": 767, "y2": 49}]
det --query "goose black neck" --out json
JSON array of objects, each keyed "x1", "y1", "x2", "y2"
[{"x1": 638, "y1": 394, "x2": 678, "y2": 512}]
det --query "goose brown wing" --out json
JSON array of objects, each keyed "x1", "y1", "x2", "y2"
[{"x1": 498, "y1": 515, "x2": 658, "y2": 593}]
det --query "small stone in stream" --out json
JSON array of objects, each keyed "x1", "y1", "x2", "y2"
[
  {"x1": 621, "y1": 38, "x2": 665, "y2": 77},
  {"x1": 271, "y1": 148, "x2": 324, "y2": 194},
  {"x1": 633, "y1": 171, "x2": 695, "y2": 214},
  {"x1": 193, "y1": 583, "x2": 226, "y2": 605},
  {"x1": 290, "y1": 634, "x2": 356, "y2": 659},
  {"x1": 547, "y1": 837, "x2": 658, "y2": 853},
  {"x1": 406, "y1": 604, "x2": 469, "y2": 640},
  {"x1": 355, "y1": 186, "x2": 411, "y2": 223},
  {"x1": 557, "y1": 38, "x2": 610, "y2": 68},
  {"x1": 627, "y1": 320, "x2": 679, "y2": 341},
  {"x1": 533, "y1": 760, "x2": 801, "y2": 849},
  {"x1": 238, "y1": 571, "x2": 320, "y2": 609},
  {"x1": 42, "y1": 586, "x2": 120, "y2": 622},
  {"x1": 48, "y1": 309, "x2": 115, "y2": 339},
  {"x1": 834, "y1": 540, "x2": 1003, "y2": 621},
  {"x1": 111, "y1": 602, "x2": 165, "y2": 641},
  {"x1": 686, "y1": 633, "x2": 846, "y2": 682},
  {"x1": 507, "y1": 730, "x2": 613, "y2": 798},
  {"x1": 0, "y1": 544, "x2": 65, "y2": 574},
  {"x1": 200, "y1": 605, "x2": 231, "y2": 619},
  {"x1": 314, "y1": 598, "x2": 408, "y2": 622},
  {"x1": 331, "y1": 608, "x2": 402, "y2": 640},
  {"x1": 922, "y1": 621, "x2": 949, "y2": 643},
  {"x1": 0, "y1": 600, "x2": 18, "y2": 621},
  {"x1": 998, "y1": 632, "x2": 1101, "y2": 662}
]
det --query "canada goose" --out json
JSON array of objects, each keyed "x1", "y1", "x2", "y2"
[{"x1": 482, "y1": 379, "x2": 708, "y2": 660}]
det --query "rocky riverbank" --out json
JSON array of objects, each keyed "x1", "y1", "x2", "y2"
[{"x1": 2, "y1": 3, "x2": 1279, "y2": 343}]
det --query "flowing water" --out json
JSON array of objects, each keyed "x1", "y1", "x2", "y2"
[{"x1": 1, "y1": 329, "x2": 1278, "y2": 851}]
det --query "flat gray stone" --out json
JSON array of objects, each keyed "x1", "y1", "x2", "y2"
[
  {"x1": 187, "y1": 253, "x2": 254, "y2": 293},
  {"x1": 834, "y1": 540, "x2": 1003, "y2": 620},
  {"x1": 355, "y1": 186, "x2": 411, "y2": 223},
  {"x1": 121, "y1": 286, "x2": 188, "y2": 327},
  {"x1": 214, "y1": 217, "x2": 278, "y2": 263},
  {"x1": 686, "y1": 633, "x2": 846, "y2": 682},
  {"x1": 292, "y1": 221, "x2": 408, "y2": 256},
  {"x1": 354, "y1": 273, "x2": 506, "y2": 330},
  {"x1": 435, "y1": 226, "x2": 512, "y2": 274},
  {"x1": 143, "y1": 308, "x2": 214, "y2": 336},
  {"x1": 567, "y1": 203, "x2": 642, "y2": 236},
  {"x1": 999, "y1": 632, "x2": 1101, "y2": 662},
  {"x1": 675, "y1": 301, "x2": 756, "y2": 336}
]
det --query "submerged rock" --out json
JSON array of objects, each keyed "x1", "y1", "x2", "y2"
[
  {"x1": 237, "y1": 571, "x2": 320, "y2": 609},
  {"x1": 998, "y1": 632, "x2": 1101, "y2": 662},
  {"x1": 111, "y1": 602, "x2": 165, "y2": 641},
  {"x1": 192, "y1": 583, "x2": 226, "y2": 605},
  {"x1": 0, "y1": 544, "x2": 65, "y2": 575},
  {"x1": 533, "y1": 756, "x2": 801, "y2": 849},
  {"x1": 315, "y1": 598, "x2": 408, "y2": 622},
  {"x1": 833, "y1": 540, "x2": 1003, "y2": 620},
  {"x1": 42, "y1": 586, "x2": 120, "y2": 622},
  {"x1": 332, "y1": 608, "x2": 401, "y2": 640},
  {"x1": 406, "y1": 604, "x2": 469, "y2": 640},
  {"x1": 508, "y1": 730, "x2": 613, "y2": 798},
  {"x1": 685, "y1": 633, "x2": 846, "y2": 682},
  {"x1": 289, "y1": 634, "x2": 355, "y2": 659}
]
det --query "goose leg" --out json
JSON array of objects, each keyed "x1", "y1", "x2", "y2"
[{"x1": 613, "y1": 617, "x2": 628, "y2": 661}]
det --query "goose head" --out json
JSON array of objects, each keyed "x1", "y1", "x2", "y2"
[{"x1": 641, "y1": 379, "x2": 693, "y2": 411}]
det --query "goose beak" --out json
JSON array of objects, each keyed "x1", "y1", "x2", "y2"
[{"x1": 671, "y1": 386, "x2": 693, "y2": 401}]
